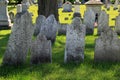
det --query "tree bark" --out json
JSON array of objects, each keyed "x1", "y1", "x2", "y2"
[{"x1": 38, "y1": 0, "x2": 58, "y2": 21}]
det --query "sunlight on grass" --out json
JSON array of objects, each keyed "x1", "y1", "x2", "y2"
[{"x1": 0, "y1": 4, "x2": 120, "y2": 80}]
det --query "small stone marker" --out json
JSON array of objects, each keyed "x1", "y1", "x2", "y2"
[
  {"x1": 83, "y1": 9, "x2": 95, "y2": 35},
  {"x1": 3, "y1": 11, "x2": 34, "y2": 65},
  {"x1": 64, "y1": 17, "x2": 86, "y2": 63},
  {"x1": 94, "y1": 27, "x2": 120, "y2": 62},
  {"x1": 62, "y1": 1, "x2": 73, "y2": 12},
  {"x1": 97, "y1": 10, "x2": 109, "y2": 35},
  {"x1": 30, "y1": 34, "x2": 52, "y2": 64}
]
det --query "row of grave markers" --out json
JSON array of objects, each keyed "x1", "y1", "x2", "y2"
[{"x1": 3, "y1": 9, "x2": 120, "y2": 65}]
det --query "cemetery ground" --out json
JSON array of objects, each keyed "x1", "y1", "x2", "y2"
[{"x1": 0, "y1": 5, "x2": 120, "y2": 80}]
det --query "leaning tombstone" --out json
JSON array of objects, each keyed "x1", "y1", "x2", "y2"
[
  {"x1": 3, "y1": 11, "x2": 34, "y2": 65},
  {"x1": 34, "y1": 15, "x2": 46, "y2": 36},
  {"x1": 97, "y1": 10, "x2": 109, "y2": 35},
  {"x1": 64, "y1": 17, "x2": 86, "y2": 63},
  {"x1": 40, "y1": 15, "x2": 58, "y2": 43},
  {"x1": 94, "y1": 27, "x2": 120, "y2": 62},
  {"x1": 0, "y1": 0, "x2": 11, "y2": 29},
  {"x1": 62, "y1": 1, "x2": 73, "y2": 12},
  {"x1": 115, "y1": 14, "x2": 120, "y2": 34},
  {"x1": 30, "y1": 34, "x2": 52, "y2": 64},
  {"x1": 83, "y1": 9, "x2": 95, "y2": 35}
]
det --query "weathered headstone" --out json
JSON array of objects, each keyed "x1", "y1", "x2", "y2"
[
  {"x1": 64, "y1": 17, "x2": 86, "y2": 63},
  {"x1": 97, "y1": 10, "x2": 109, "y2": 35},
  {"x1": 30, "y1": 34, "x2": 52, "y2": 64},
  {"x1": 17, "y1": 4, "x2": 22, "y2": 13},
  {"x1": 58, "y1": 0, "x2": 63, "y2": 8},
  {"x1": 94, "y1": 27, "x2": 120, "y2": 62},
  {"x1": 3, "y1": 11, "x2": 34, "y2": 65},
  {"x1": 73, "y1": 0, "x2": 81, "y2": 18},
  {"x1": 40, "y1": 15, "x2": 58, "y2": 43},
  {"x1": 62, "y1": 1, "x2": 73, "y2": 12},
  {"x1": 85, "y1": 0, "x2": 103, "y2": 15},
  {"x1": 34, "y1": 15, "x2": 46, "y2": 36},
  {"x1": 0, "y1": 0, "x2": 11, "y2": 27},
  {"x1": 115, "y1": 14, "x2": 120, "y2": 34},
  {"x1": 58, "y1": 23, "x2": 67, "y2": 35},
  {"x1": 83, "y1": 9, "x2": 95, "y2": 35}
]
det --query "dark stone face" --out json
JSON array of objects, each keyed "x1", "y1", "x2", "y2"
[{"x1": 30, "y1": 34, "x2": 52, "y2": 64}]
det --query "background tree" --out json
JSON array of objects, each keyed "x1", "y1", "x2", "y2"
[{"x1": 38, "y1": 0, "x2": 59, "y2": 21}]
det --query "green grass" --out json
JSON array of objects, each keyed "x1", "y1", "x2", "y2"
[{"x1": 0, "y1": 5, "x2": 120, "y2": 80}]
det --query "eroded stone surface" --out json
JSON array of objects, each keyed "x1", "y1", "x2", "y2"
[
  {"x1": 95, "y1": 27, "x2": 120, "y2": 62},
  {"x1": 64, "y1": 17, "x2": 86, "y2": 63},
  {"x1": 34, "y1": 15, "x2": 46, "y2": 36},
  {"x1": 58, "y1": 23, "x2": 67, "y2": 35},
  {"x1": 30, "y1": 34, "x2": 52, "y2": 64},
  {"x1": 98, "y1": 10, "x2": 109, "y2": 35},
  {"x1": 83, "y1": 9, "x2": 95, "y2": 35},
  {"x1": 40, "y1": 15, "x2": 58, "y2": 43},
  {"x1": 3, "y1": 11, "x2": 34, "y2": 65}
]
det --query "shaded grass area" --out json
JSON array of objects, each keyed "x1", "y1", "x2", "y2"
[{"x1": 0, "y1": 28, "x2": 120, "y2": 80}]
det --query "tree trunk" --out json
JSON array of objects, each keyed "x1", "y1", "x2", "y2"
[{"x1": 38, "y1": 0, "x2": 58, "y2": 21}]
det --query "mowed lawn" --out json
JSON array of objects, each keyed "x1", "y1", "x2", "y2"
[{"x1": 0, "y1": 5, "x2": 120, "y2": 80}]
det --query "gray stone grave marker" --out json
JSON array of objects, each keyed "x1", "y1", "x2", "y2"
[
  {"x1": 83, "y1": 8, "x2": 95, "y2": 35},
  {"x1": 3, "y1": 11, "x2": 34, "y2": 65},
  {"x1": 64, "y1": 17, "x2": 86, "y2": 63},
  {"x1": 95, "y1": 27, "x2": 120, "y2": 62}
]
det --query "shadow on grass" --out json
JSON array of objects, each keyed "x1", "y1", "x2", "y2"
[{"x1": 0, "y1": 34, "x2": 10, "y2": 58}]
